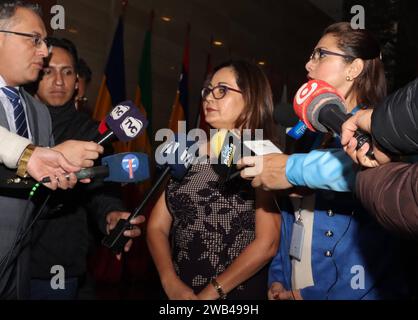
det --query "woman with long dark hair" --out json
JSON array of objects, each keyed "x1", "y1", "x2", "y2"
[
  {"x1": 267, "y1": 22, "x2": 408, "y2": 300},
  {"x1": 147, "y1": 60, "x2": 281, "y2": 300}
]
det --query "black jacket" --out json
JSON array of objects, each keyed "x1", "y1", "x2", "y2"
[
  {"x1": 372, "y1": 78, "x2": 418, "y2": 155},
  {"x1": 30, "y1": 101, "x2": 126, "y2": 279}
]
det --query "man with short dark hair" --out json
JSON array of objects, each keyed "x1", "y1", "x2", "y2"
[
  {"x1": 31, "y1": 37, "x2": 144, "y2": 299},
  {"x1": 0, "y1": 1, "x2": 103, "y2": 299}
]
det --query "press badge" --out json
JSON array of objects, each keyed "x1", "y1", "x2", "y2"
[{"x1": 289, "y1": 218, "x2": 305, "y2": 261}]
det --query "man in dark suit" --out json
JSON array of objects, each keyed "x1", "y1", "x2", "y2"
[
  {"x1": 0, "y1": 1, "x2": 103, "y2": 299},
  {"x1": 29, "y1": 37, "x2": 144, "y2": 299}
]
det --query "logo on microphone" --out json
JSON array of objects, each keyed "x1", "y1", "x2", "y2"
[
  {"x1": 160, "y1": 141, "x2": 180, "y2": 156},
  {"x1": 122, "y1": 154, "x2": 139, "y2": 179},
  {"x1": 295, "y1": 81, "x2": 318, "y2": 105},
  {"x1": 120, "y1": 117, "x2": 143, "y2": 138},
  {"x1": 111, "y1": 104, "x2": 130, "y2": 120},
  {"x1": 221, "y1": 144, "x2": 235, "y2": 167},
  {"x1": 180, "y1": 148, "x2": 195, "y2": 169}
]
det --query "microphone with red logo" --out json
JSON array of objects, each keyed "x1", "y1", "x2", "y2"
[
  {"x1": 293, "y1": 79, "x2": 374, "y2": 157},
  {"x1": 95, "y1": 100, "x2": 148, "y2": 145}
]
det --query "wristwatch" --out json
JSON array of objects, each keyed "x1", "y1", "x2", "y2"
[{"x1": 16, "y1": 144, "x2": 36, "y2": 178}]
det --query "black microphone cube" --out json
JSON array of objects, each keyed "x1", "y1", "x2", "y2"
[{"x1": 102, "y1": 219, "x2": 132, "y2": 254}]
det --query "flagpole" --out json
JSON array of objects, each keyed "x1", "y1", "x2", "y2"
[{"x1": 121, "y1": 0, "x2": 128, "y2": 16}]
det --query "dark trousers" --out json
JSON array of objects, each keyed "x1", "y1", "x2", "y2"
[{"x1": 30, "y1": 277, "x2": 78, "y2": 300}]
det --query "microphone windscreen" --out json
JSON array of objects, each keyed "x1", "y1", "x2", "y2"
[
  {"x1": 307, "y1": 94, "x2": 346, "y2": 133},
  {"x1": 155, "y1": 134, "x2": 196, "y2": 180},
  {"x1": 210, "y1": 129, "x2": 229, "y2": 157},
  {"x1": 212, "y1": 130, "x2": 250, "y2": 181},
  {"x1": 293, "y1": 80, "x2": 344, "y2": 131},
  {"x1": 105, "y1": 101, "x2": 148, "y2": 142},
  {"x1": 102, "y1": 152, "x2": 150, "y2": 183}
]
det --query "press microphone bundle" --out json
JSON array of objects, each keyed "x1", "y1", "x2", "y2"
[
  {"x1": 210, "y1": 130, "x2": 282, "y2": 181},
  {"x1": 293, "y1": 79, "x2": 374, "y2": 157},
  {"x1": 37, "y1": 101, "x2": 148, "y2": 185},
  {"x1": 102, "y1": 134, "x2": 196, "y2": 253},
  {"x1": 0, "y1": 102, "x2": 149, "y2": 279},
  {"x1": 0, "y1": 152, "x2": 151, "y2": 280}
]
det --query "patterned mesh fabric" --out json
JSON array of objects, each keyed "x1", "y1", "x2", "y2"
[{"x1": 166, "y1": 162, "x2": 268, "y2": 299}]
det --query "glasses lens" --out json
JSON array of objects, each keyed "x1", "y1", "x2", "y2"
[
  {"x1": 201, "y1": 88, "x2": 210, "y2": 99},
  {"x1": 32, "y1": 35, "x2": 42, "y2": 47},
  {"x1": 310, "y1": 48, "x2": 319, "y2": 60},
  {"x1": 213, "y1": 86, "x2": 227, "y2": 99}
]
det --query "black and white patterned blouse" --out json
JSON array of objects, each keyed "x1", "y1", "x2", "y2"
[{"x1": 166, "y1": 162, "x2": 268, "y2": 299}]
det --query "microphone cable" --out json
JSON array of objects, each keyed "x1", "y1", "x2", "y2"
[{"x1": 0, "y1": 183, "x2": 50, "y2": 280}]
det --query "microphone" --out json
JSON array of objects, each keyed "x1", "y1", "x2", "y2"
[
  {"x1": 211, "y1": 130, "x2": 243, "y2": 181},
  {"x1": 95, "y1": 101, "x2": 148, "y2": 145},
  {"x1": 211, "y1": 130, "x2": 282, "y2": 181},
  {"x1": 41, "y1": 152, "x2": 150, "y2": 183},
  {"x1": 102, "y1": 134, "x2": 196, "y2": 253},
  {"x1": 293, "y1": 80, "x2": 374, "y2": 157},
  {"x1": 40, "y1": 102, "x2": 149, "y2": 184}
]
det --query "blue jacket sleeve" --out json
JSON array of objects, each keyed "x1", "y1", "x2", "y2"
[
  {"x1": 268, "y1": 249, "x2": 286, "y2": 288},
  {"x1": 285, "y1": 149, "x2": 357, "y2": 192},
  {"x1": 300, "y1": 286, "x2": 329, "y2": 300}
]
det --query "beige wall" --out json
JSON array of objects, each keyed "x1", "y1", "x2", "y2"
[{"x1": 52, "y1": 0, "x2": 332, "y2": 135}]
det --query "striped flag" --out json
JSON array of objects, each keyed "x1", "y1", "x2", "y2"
[
  {"x1": 92, "y1": 15, "x2": 128, "y2": 152},
  {"x1": 168, "y1": 25, "x2": 190, "y2": 133}
]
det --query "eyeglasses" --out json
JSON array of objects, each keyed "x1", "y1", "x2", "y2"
[
  {"x1": 0, "y1": 30, "x2": 52, "y2": 54},
  {"x1": 310, "y1": 48, "x2": 355, "y2": 62},
  {"x1": 201, "y1": 85, "x2": 242, "y2": 100}
]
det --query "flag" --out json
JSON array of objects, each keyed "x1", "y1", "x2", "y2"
[
  {"x1": 131, "y1": 11, "x2": 153, "y2": 154},
  {"x1": 168, "y1": 25, "x2": 190, "y2": 133},
  {"x1": 194, "y1": 36, "x2": 213, "y2": 132},
  {"x1": 126, "y1": 10, "x2": 154, "y2": 204},
  {"x1": 93, "y1": 16, "x2": 128, "y2": 153}
]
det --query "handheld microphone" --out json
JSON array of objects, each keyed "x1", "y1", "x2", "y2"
[
  {"x1": 41, "y1": 152, "x2": 150, "y2": 183},
  {"x1": 95, "y1": 101, "x2": 148, "y2": 145},
  {"x1": 102, "y1": 134, "x2": 196, "y2": 253},
  {"x1": 293, "y1": 80, "x2": 374, "y2": 157},
  {"x1": 211, "y1": 130, "x2": 282, "y2": 181}
]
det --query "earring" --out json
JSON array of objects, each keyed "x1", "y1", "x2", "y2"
[{"x1": 346, "y1": 76, "x2": 352, "y2": 81}]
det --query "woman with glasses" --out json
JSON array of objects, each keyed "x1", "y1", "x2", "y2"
[
  {"x1": 268, "y1": 22, "x2": 408, "y2": 300},
  {"x1": 147, "y1": 60, "x2": 281, "y2": 300}
]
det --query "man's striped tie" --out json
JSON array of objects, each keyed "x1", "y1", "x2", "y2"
[{"x1": 1, "y1": 86, "x2": 28, "y2": 138}]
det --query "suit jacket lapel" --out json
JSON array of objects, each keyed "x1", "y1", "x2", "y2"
[
  {"x1": 0, "y1": 100, "x2": 10, "y2": 129},
  {"x1": 20, "y1": 90, "x2": 40, "y2": 144}
]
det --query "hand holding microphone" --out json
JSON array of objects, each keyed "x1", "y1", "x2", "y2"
[
  {"x1": 41, "y1": 152, "x2": 150, "y2": 184},
  {"x1": 340, "y1": 109, "x2": 391, "y2": 167},
  {"x1": 105, "y1": 211, "x2": 146, "y2": 260},
  {"x1": 52, "y1": 140, "x2": 104, "y2": 168},
  {"x1": 293, "y1": 79, "x2": 375, "y2": 160},
  {"x1": 41, "y1": 101, "x2": 148, "y2": 185},
  {"x1": 211, "y1": 129, "x2": 282, "y2": 182}
]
